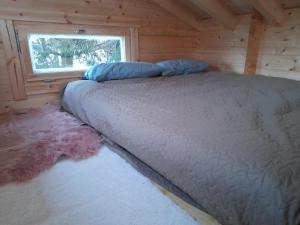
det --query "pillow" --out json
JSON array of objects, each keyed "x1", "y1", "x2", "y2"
[
  {"x1": 156, "y1": 59, "x2": 209, "y2": 76},
  {"x1": 83, "y1": 62, "x2": 163, "y2": 82}
]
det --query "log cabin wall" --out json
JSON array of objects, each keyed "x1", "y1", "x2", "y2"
[
  {"x1": 0, "y1": 0, "x2": 300, "y2": 113},
  {"x1": 0, "y1": 0, "x2": 201, "y2": 113},
  {"x1": 256, "y1": 8, "x2": 300, "y2": 81},
  {"x1": 0, "y1": 32, "x2": 13, "y2": 109},
  {"x1": 192, "y1": 7, "x2": 300, "y2": 80},
  {"x1": 191, "y1": 15, "x2": 251, "y2": 73}
]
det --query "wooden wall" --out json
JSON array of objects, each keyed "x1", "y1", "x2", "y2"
[
  {"x1": 192, "y1": 8, "x2": 300, "y2": 80},
  {"x1": 256, "y1": 8, "x2": 300, "y2": 80},
  {"x1": 0, "y1": 33, "x2": 13, "y2": 112},
  {"x1": 0, "y1": 0, "x2": 199, "y2": 113},
  {"x1": 0, "y1": 1, "x2": 299, "y2": 113},
  {"x1": 192, "y1": 15, "x2": 251, "y2": 73}
]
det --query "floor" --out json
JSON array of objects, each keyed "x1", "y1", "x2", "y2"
[
  {"x1": 0, "y1": 146, "x2": 200, "y2": 225},
  {"x1": 0, "y1": 104, "x2": 101, "y2": 184},
  {"x1": 0, "y1": 111, "x2": 221, "y2": 225}
]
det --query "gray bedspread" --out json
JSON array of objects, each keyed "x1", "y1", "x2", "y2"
[{"x1": 62, "y1": 72, "x2": 300, "y2": 225}]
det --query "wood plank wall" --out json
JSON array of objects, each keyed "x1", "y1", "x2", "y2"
[
  {"x1": 192, "y1": 8, "x2": 300, "y2": 80},
  {"x1": 0, "y1": 1, "x2": 299, "y2": 113},
  {"x1": 256, "y1": 8, "x2": 300, "y2": 81},
  {"x1": 192, "y1": 15, "x2": 251, "y2": 73},
  {"x1": 0, "y1": 0, "x2": 199, "y2": 113},
  {"x1": 0, "y1": 33, "x2": 13, "y2": 111}
]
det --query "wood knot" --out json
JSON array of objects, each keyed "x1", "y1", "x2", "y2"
[{"x1": 64, "y1": 15, "x2": 72, "y2": 24}]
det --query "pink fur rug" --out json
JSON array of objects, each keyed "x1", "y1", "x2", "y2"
[{"x1": 0, "y1": 103, "x2": 102, "y2": 185}]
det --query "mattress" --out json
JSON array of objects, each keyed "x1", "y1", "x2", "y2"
[{"x1": 62, "y1": 72, "x2": 300, "y2": 225}]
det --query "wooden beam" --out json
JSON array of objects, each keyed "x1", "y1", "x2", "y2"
[
  {"x1": 151, "y1": 0, "x2": 202, "y2": 31},
  {"x1": 247, "y1": 0, "x2": 286, "y2": 26},
  {"x1": 244, "y1": 12, "x2": 265, "y2": 75},
  {"x1": 130, "y1": 27, "x2": 140, "y2": 62},
  {"x1": 188, "y1": 0, "x2": 238, "y2": 29}
]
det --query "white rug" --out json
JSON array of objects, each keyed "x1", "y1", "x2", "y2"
[{"x1": 0, "y1": 146, "x2": 200, "y2": 225}]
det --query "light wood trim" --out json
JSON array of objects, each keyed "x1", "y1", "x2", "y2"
[
  {"x1": 151, "y1": 0, "x2": 202, "y2": 31},
  {"x1": 156, "y1": 184, "x2": 221, "y2": 225},
  {"x1": 130, "y1": 27, "x2": 139, "y2": 61},
  {"x1": 14, "y1": 21, "x2": 132, "y2": 35},
  {"x1": 0, "y1": 19, "x2": 26, "y2": 100},
  {"x1": 188, "y1": 0, "x2": 238, "y2": 29},
  {"x1": 247, "y1": 0, "x2": 286, "y2": 26},
  {"x1": 25, "y1": 72, "x2": 83, "y2": 81},
  {"x1": 244, "y1": 12, "x2": 265, "y2": 75}
]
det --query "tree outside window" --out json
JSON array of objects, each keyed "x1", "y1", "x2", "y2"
[{"x1": 29, "y1": 34, "x2": 124, "y2": 73}]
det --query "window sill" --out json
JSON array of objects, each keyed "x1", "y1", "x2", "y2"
[{"x1": 26, "y1": 72, "x2": 84, "y2": 82}]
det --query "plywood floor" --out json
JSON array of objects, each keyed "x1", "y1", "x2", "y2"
[{"x1": 155, "y1": 184, "x2": 221, "y2": 225}]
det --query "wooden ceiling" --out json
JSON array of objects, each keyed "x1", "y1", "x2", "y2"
[
  {"x1": 223, "y1": 0, "x2": 300, "y2": 14},
  {"x1": 153, "y1": 0, "x2": 300, "y2": 30}
]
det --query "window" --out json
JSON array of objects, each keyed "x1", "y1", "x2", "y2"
[
  {"x1": 28, "y1": 34, "x2": 125, "y2": 74},
  {"x1": 11, "y1": 22, "x2": 138, "y2": 96},
  {"x1": 14, "y1": 22, "x2": 138, "y2": 79}
]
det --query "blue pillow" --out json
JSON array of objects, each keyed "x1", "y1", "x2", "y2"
[
  {"x1": 83, "y1": 62, "x2": 163, "y2": 82},
  {"x1": 156, "y1": 59, "x2": 209, "y2": 76}
]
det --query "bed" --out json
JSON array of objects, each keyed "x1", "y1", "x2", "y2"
[{"x1": 62, "y1": 72, "x2": 300, "y2": 225}]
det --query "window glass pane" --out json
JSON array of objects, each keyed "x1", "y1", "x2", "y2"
[{"x1": 28, "y1": 34, "x2": 125, "y2": 74}]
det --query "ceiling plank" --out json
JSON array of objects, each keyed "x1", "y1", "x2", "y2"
[
  {"x1": 188, "y1": 0, "x2": 238, "y2": 29},
  {"x1": 151, "y1": 0, "x2": 202, "y2": 31},
  {"x1": 247, "y1": 0, "x2": 286, "y2": 25}
]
